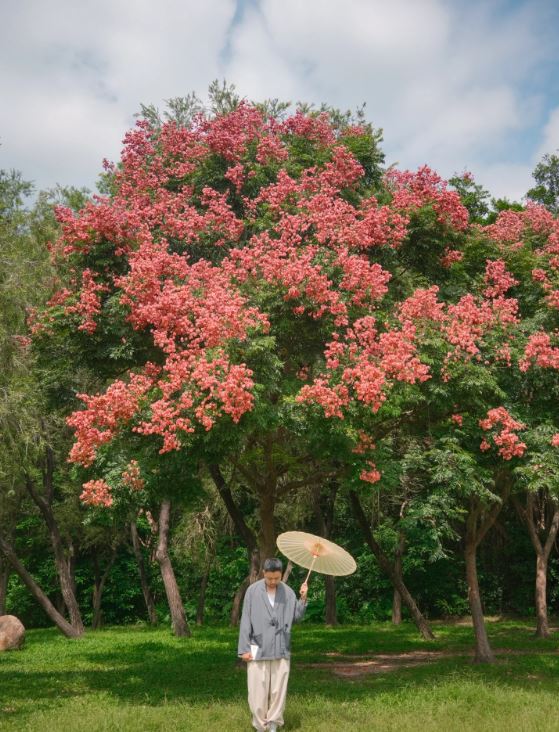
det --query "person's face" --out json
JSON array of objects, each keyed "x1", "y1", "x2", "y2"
[{"x1": 264, "y1": 571, "x2": 282, "y2": 589}]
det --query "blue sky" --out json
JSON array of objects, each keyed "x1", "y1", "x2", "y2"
[{"x1": 1, "y1": 0, "x2": 558, "y2": 200}]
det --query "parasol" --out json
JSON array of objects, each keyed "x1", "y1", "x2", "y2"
[{"x1": 277, "y1": 531, "x2": 357, "y2": 585}]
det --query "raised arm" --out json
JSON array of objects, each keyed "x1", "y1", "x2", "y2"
[{"x1": 294, "y1": 582, "x2": 308, "y2": 623}]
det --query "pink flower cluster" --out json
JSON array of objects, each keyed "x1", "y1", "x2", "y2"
[
  {"x1": 479, "y1": 407, "x2": 526, "y2": 460},
  {"x1": 360, "y1": 462, "x2": 381, "y2": 484},
  {"x1": 121, "y1": 460, "x2": 145, "y2": 491},
  {"x1": 63, "y1": 269, "x2": 108, "y2": 333},
  {"x1": 80, "y1": 479, "x2": 113, "y2": 507},
  {"x1": 483, "y1": 260, "x2": 518, "y2": 299},
  {"x1": 386, "y1": 166, "x2": 469, "y2": 230},
  {"x1": 519, "y1": 332, "x2": 559, "y2": 371}
]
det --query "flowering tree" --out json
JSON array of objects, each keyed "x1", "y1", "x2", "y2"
[{"x1": 33, "y1": 101, "x2": 559, "y2": 655}]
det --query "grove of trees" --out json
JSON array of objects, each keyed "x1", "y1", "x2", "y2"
[{"x1": 2, "y1": 85, "x2": 559, "y2": 664}]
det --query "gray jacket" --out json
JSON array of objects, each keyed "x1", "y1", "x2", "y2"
[{"x1": 237, "y1": 579, "x2": 307, "y2": 660}]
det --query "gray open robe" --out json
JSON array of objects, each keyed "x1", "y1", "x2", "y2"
[{"x1": 238, "y1": 579, "x2": 307, "y2": 660}]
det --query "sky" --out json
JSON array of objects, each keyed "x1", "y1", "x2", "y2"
[{"x1": 1, "y1": 0, "x2": 558, "y2": 201}]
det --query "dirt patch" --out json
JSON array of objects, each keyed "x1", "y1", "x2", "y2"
[
  {"x1": 302, "y1": 650, "x2": 456, "y2": 678},
  {"x1": 301, "y1": 648, "x2": 559, "y2": 678}
]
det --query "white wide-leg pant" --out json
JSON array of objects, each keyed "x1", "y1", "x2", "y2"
[{"x1": 247, "y1": 657, "x2": 290, "y2": 731}]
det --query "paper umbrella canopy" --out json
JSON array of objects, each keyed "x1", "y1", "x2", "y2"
[{"x1": 277, "y1": 531, "x2": 357, "y2": 581}]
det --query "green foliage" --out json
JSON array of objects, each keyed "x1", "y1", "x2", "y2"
[{"x1": 527, "y1": 150, "x2": 559, "y2": 214}]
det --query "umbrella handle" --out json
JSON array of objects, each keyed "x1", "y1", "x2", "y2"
[{"x1": 303, "y1": 554, "x2": 318, "y2": 585}]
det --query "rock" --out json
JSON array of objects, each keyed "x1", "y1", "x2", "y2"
[{"x1": 0, "y1": 615, "x2": 25, "y2": 651}]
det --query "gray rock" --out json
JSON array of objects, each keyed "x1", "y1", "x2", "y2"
[{"x1": 0, "y1": 615, "x2": 25, "y2": 651}]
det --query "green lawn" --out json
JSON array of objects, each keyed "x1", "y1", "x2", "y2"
[{"x1": 1, "y1": 620, "x2": 558, "y2": 731}]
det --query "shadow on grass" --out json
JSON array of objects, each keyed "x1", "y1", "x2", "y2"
[{"x1": 1, "y1": 621, "x2": 558, "y2": 725}]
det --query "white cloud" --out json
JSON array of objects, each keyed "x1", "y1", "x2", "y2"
[
  {"x1": 0, "y1": 0, "x2": 556, "y2": 200},
  {"x1": 535, "y1": 106, "x2": 559, "y2": 159},
  {"x1": 0, "y1": 0, "x2": 236, "y2": 190}
]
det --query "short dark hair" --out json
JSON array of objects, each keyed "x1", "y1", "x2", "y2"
[{"x1": 263, "y1": 557, "x2": 283, "y2": 573}]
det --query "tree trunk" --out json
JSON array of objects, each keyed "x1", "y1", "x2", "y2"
[
  {"x1": 0, "y1": 554, "x2": 9, "y2": 615},
  {"x1": 324, "y1": 575, "x2": 337, "y2": 626},
  {"x1": 463, "y1": 479, "x2": 510, "y2": 664},
  {"x1": 130, "y1": 520, "x2": 158, "y2": 625},
  {"x1": 25, "y1": 473, "x2": 84, "y2": 634},
  {"x1": 92, "y1": 550, "x2": 116, "y2": 630},
  {"x1": 155, "y1": 500, "x2": 191, "y2": 637},
  {"x1": 313, "y1": 482, "x2": 338, "y2": 626},
  {"x1": 535, "y1": 553, "x2": 549, "y2": 639},
  {"x1": 392, "y1": 589, "x2": 402, "y2": 625},
  {"x1": 230, "y1": 547, "x2": 260, "y2": 626},
  {"x1": 282, "y1": 560, "x2": 293, "y2": 583},
  {"x1": 465, "y1": 544, "x2": 494, "y2": 663},
  {"x1": 392, "y1": 533, "x2": 405, "y2": 625},
  {"x1": 0, "y1": 533, "x2": 80, "y2": 638},
  {"x1": 258, "y1": 488, "x2": 276, "y2": 564},
  {"x1": 349, "y1": 490, "x2": 434, "y2": 640},
  {"x1": 514, "y1": 494, "x2": 559, "y2": 639},
  {"x1": 231, "y1": 575, "x2": 250, "y2": 626},
  {"x1": 196, "y1": 565, "x2": 210, "y2": 626}
]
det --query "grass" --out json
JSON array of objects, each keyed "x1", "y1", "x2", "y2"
[{"x1": 1, "y1": 619, "x2": 559, "y2": 731}]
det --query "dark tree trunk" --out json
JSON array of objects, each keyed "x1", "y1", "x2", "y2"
[
  {"x1": 231, "y1": 549, "x2": 260, "y2": 626},
  {"x1": 0, "y1": 533, "x2": 80, "y2": 638},
  {"x1": 282, "y1": 560, "x2": 293, "y2": 583},
  {"x1": 92, "y1": 550, "x2": 116, "y2": 630},
  {"x1": 0, "y1": 554, "x2": 9, "y2": 615},
  {"x1": 514, "y1": 493, "x2": 559, "y2": 639},
  {"x1": 208, "y1": 465, "x2": 257, "y2": 553},
  {"x1": 25, "y1": 463, "x2": 84, "y2": 635},
  {"x1": 392, "y1": 532, "x2": 405, "y2": 625},
  {"x1": 258, "y1": 487, "x2": 277, "y2": 564},
  {"x1": 465, "y1": 543, "x2": 494, "y2": 663},
  {"x1": 231, "y1": 575, "x2": 251, "y2": 626},
  {"x1": 464, "y1": 475, "x2": 510, "y2": 664},
  {"x1": 130, "y1": 520, "x2": 158, "y2": 625},
  {"x1": 392, "y1": 588, "x2": 402, "y2": 625},
  {"x1": 155, "y1": 500, "x2": 191, "y2": 637},
  {"x1": 208, "y1": 463, "x2": 262, "y2": 588},
  {"x1": 349, "y1": 490, "x2": 434, "y2": 640},
  {"x1": 313, "y1": 482, "x2": 338, "y2": 626},
  {"x1": 535, "y1": 554, "x2": 549, "y2": 639},
  {"x1": 196, "y1": 565, "x2": 210, "y2": 626}
]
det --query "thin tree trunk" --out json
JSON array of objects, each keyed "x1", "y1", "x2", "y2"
[
  {"x1": 313, "y1": 482, "x2": 338, "y2": 626},
  {"x1": 514, "y1": 494, "x2": 559, "y2": 639},
  {"x1": 196, "y1": 566, "x2": 210, "y2": 626},
  {"x1": 231, "y1": 549, "x2": 260, "y2": 626},
  {"x1": 0, "y1": 533, "x2": 80, "y2": 638},
  {"x1": 349, "y1": 490, "x2": 434, "y2": 640},
  {"x1": 208, "y1": 464, "x2": 262, "y2": 589},
  {"x1": 465, "y1": 543, "x2": 494, "y2": 663},
  {"x1": 0, "y1": 554, "x2": 9, "y2": 615},
  {"x1": 392, "y1": 588, "x2": 402, "y2": 625},
  {"x1": 464, "y1": 478, "x2": 510, "y2": 664},
  {"x1": 130, "y1": 520, "x2": 158, "y2": 625},
  {"x1": 535, "y1": 554, "x2": 549, "y2": 639},
  {"x1": 231, "y1": 575, "x2": 251, "y2": 626},
  {"x1": 92, "y1": 550, "x2": 116, "y2": 630},
  {"x1": 282, "y1": 560, "x2": 293, "y2": 583},
  {"x1": 258, "y1": 487, "x2": 276, "y2": 563},
  {"x1": 25, "y1": 470, "x2": 84, "y2": 634},
  {"x1": 155, "y1": 499, "x2": 191, "y2": 637},
  {"x1": 392, "y1": 533, "x2": 405, "y2": 625}
]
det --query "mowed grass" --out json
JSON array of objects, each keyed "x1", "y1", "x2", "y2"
[{"x1": 1, "y1": 620, "x2": 559, "y2": 731}]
